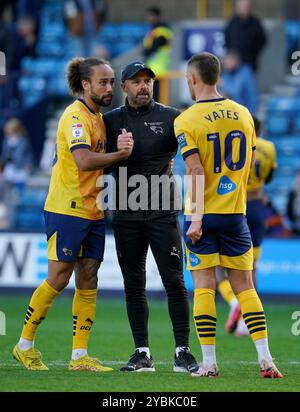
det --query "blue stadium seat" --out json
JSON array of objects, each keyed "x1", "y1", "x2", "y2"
[
  {"x1": 292, "y1": 116, "x2": 300, "y2": 133},
  {"x1": 48, "y1": 77, "x2": 69, "y2": 96},
  {"x1": 99, "y1": 23, "x2": 149, "y2": 58},
  {"x1": 13, "y1": 189, "x2": 47, "y2": 231},
  {"x1": 266, "y1": 112, "x2": 291, "y2": 135},
  {"x1": 113, "y1": 41, "x2": 139, "y2": 57},
  {"x1": 36, "y1": 41, "x2": 66, "y2": 58},
  {"x1": 21, "y1": 58, "x2": 58, "y2": 77},
  {"x1": 18, "y1": 75, "x2": 47, "y2": 107},
  {"x1": 272, "y1": 136, "x2": 300, "y2": 156},
  {"x1": 286, "y1": 20, "x2": 300, "y2": 57},
  {"x1": 14, "y1": 210, "x2": 45, "y2": 231},
  {"x1": 267, "y1": 97, "x2": 294, "y2": 112},
  {"x1": 277, "y1": 155, "x2": 300, "y2": 171}
]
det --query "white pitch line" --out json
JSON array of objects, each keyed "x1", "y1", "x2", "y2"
[{"x1": 1, "y1": 360, "x2": 300, "y2": 367}]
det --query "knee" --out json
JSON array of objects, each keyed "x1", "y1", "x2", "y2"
[
  {"x1": 229, "y1": 272, "x2": 254, "y2": 295},
  {"x1": 75, "y1": 259, "x2": 100, "y2": 289},
  {"x1": 76, "y1": 271, "x2": 98, "y2": 289},
  {"x1": 47, "y1": 274, "x2": 70, "y2": 292}
]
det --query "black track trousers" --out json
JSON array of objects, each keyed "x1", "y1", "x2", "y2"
[{"x1": 112, "y1": 214, "x2": 190, "y2": 348}]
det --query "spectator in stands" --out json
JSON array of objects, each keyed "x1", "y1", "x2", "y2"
[
  {"x1": 0, "y1": 0, "x2": 18, "y2": 22},
  {"x1": 0, "y1": 15, "x2": 37, "y2": 71},
  {"x1": 287, "y1": 170, "x2": 300, "y2": 235},
  {"x1": 16, "y1": 0, "x2": 43, "y2": 26},
  {"x1": 224, "y1": 0, "x2": 267, "y2": 73},
  {"x1": 0, "y1": 0, "x2": 42, "y2": 23},
  {"x1": 64, "y1": 0, "x2": 107, "y2": 57},
  {"x1": 0, "y1": 15, "x2": 37, "y2": 107},
  {"x1": 143, "y1": 6, "x2": 173, "y2": 100},
  {"x1": 0, "y1": 178, "x2": 17, "y2": 230},
  {"x1": 220, "y1": 50, "x2": 258, "y2": 114},
  {"x1": 0, "y1": 118, "x2": 33, "y2": 192}
]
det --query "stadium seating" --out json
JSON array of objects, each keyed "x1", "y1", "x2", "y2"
[
  {"x1": 266, "y1": 112, "x2": 291, "y2": 135},
  {"x1": 286, "y1": 20, "x2": 300, "y2": 60},
  {"x1": 16, "y1": 0, "x2": 149, "y2": 107},
  {"x1": 98, "y1": 23, "x2": 149, "y2": 58},
  {"x1": 13, "y1": 188, "x2": 48, "y2": 231},
  {"x1": 262, "y1": 89, "x2": 300, "y2": 214},
  {"x1": 5, "y1": 0, "x2": 300, "y2": 230},
  {"x1": 272, "y1": 135, "x2": 300, "y2": 155}
]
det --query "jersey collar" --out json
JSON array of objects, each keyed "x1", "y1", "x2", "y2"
[
  {"x1": 77, "y1": 98, "x2": 98, "y2": 115},
  {"x1": 196, "y1": 97, "x2": 227, "y2": 103}
]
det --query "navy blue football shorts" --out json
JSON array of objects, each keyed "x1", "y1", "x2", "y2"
[
  {"x1": 44, "y1": 211, "x2": 105, "y2": 262},
  {"x1": 184, "y1": 214, "x2": 253, "y2": 270}
]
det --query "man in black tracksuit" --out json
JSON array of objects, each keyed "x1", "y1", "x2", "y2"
[{"x1": 103, "y1": 61, "x2": 198, "y2": 373}]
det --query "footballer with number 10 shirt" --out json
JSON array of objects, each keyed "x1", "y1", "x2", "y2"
[{"x1": 174, "y1": 52, "x2": 282, "y2": 378}]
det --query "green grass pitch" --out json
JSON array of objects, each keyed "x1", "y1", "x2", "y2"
[{"x1": 0, "y1": 293, "x2": 299, "y2": 392}]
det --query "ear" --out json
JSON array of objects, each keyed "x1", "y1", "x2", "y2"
[
  {"x1": 121, "y1": 82, "x2": 126, "y2": 93},
  {"x1": 191, "y1": 72, "x2": 198, "y2": 86},
  {"x1": 82, "y1": 79, "x2": 90, "y2": 92}
]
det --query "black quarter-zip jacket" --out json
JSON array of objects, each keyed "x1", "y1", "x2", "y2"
[{"x1": 103, "y1": 99, "x2": 180, "y2": 221}]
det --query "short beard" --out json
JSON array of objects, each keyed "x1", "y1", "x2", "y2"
[
  {"x1": 90, "y1": 93, "x2": 112, "y2": 107},
  {"x1": 133, "y1": 93, "x2": 152, "y2": 107}
]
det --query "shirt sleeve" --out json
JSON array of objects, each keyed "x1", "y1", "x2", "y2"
[
  {"x1": 63, "y1": 112, "x2": 91, "y2": 152},
  {"x1": 174, "y1": 116, "x2": 198, "y2": 160},
  {"x1": 250, "y1": 116, "x2": 256, "y2": 151},
  {"x1": 270, "y1": 142, "x2": 277, "y2": 169}
]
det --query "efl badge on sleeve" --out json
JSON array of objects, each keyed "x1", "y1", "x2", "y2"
[{"x1": 71, "y1": 123, "x2": 84, "y2": 138}]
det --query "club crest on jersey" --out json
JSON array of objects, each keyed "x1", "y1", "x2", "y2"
[
  {"x1": 71, "y1": 123, "x2": 83, "y2": 138},
  {"x1": 144, "y1": 121, "x2": 164, "y2": 134},
  {"x1": 217, "y1": 176, "x2": 237, "y2": 195},
  {"x1": 176, "y1": 133, "x2": 187, "y2": 149},
  {"x1": 189, "y1": 252, "x2": 201, "y2": 267}
]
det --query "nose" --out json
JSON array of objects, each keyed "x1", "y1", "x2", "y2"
[
  {"x1": 106, "y1": 82, "x2": 114, "y2": 93},
  {"x1": 139, "y1": 81, "x2": 149, "y2": 90}
]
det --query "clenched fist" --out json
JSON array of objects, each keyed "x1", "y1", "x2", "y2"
[{"x1": 117, "y1": 128, "x2": 134, "y2": 159}]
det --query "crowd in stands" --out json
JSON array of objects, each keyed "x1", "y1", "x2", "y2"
[{"x1": 0, "y1": 0, "x2": 299, "y2": 235}]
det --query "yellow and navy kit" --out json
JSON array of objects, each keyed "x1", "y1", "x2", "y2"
[
  {"x1": 183, "y1": 214, "x2": 253, "y2": 270},
  {"x1": 246, "y1": 137, "x2": 277, "y2": 260},
  {"x1": 174, "y1": 97, "x2": 256, "y2": 215},
  {"x1": 247, "y1": 137, "x2": 277, "y2": 192},
  {"x1": 44, "y1": 99, "x2": 106, "y2": 220},
  {"x1": 175, "y1": 98, "x2": 255, "y2": 270},
  {"x1": 44, "y1": 211, "x2": 105, "y2": 262}
]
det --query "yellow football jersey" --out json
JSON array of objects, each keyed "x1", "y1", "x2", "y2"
[
  {"x1": 247, "y1": 137, "x2": 277, "y2": 192},
  {"x1": 44, "y1": 99, "x2": 106, "y2": 220},
  {"x1": 174, "y1": 98, "x2": 256, "y2": 215}
]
